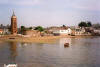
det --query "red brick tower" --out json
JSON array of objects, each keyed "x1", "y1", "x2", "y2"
[{"x1": 11, "y1": 11, "x2": 17, "y2": 35}]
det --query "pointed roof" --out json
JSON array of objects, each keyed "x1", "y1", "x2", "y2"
[
  {"x1": 12, "y1": 11, "x2": 15, "y2": 16},
  {"x1": 11, "y1": 11, "x2": 17, "y2": 18}
]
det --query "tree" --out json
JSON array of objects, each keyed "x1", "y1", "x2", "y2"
[
  {"x1": 29, "y1": 27, "x2": 32, "y2": 30},
  {"x1": 78, "y1": 21, "x2": 87, "y2": 27},
  {"x1": 62, "y1": 25, "x2": 66, "y2": 27},
  {"x1": 78, "y1": 21, "x2": 92, "y2": 27},
  {"x1": 0, "y1": 24, "x2": 3, "y2": 28},
  {"x1": 87, "y1": 21, "x2": 92, "y2": 27},
  {"x1": 8, "y1": 25, "x2": 11, "y2": 32},
  {"x1": 21, "y1": 26, "x2": 26, "y2": 34},
  {"x1": 34, "y1": 26, "x2": 44, "y2": 32}
]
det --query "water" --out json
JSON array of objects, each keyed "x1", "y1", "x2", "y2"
[{"x1": 0, "y1": 37, "x2": 100, "y2": 67}]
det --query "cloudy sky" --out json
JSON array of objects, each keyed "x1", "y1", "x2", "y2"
[{"x1": 0, "y1": 0, "x2": 100, "y2": 27}]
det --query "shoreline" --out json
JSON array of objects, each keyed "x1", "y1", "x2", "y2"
[{"x1": 0, "y1": 35, "x2": 99, "y2": 43}]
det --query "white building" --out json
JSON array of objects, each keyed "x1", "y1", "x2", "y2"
[
  {"x1": 75, "y1": 28, "x2": 86, "y2": 35},
  {"x1": 74, "y1": 27, "x2": 91, "y2": 36},
  {"x1": 94, "y1": 29, "x2": 100, "y2": 34},
  {"x1": 53, "y1": 28, "x2": 72, "y2": 36}
]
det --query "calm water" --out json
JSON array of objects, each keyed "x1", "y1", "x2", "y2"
[{"x1": 0, "y1": 37, "x2": 100, "y2": 67}]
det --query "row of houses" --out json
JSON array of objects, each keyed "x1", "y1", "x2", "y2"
[
  {"x1": 49, "y1": 27, "x2": 72, "y2": 36},
  {"x1": 45, "y1": 26, "x2": 92, "y2": 36},
  {"x1": 73, "y1": 27, "x2": 91, "y2": 36},
  {"x1": 44, "y1": 27, "x2": 70, "y2": 36},
  {"x1": 16, "y1": 26, "x2": 100, "y2": 37},
  {"x1": 0, "y1": 26, "x2": 100, "y2": 37}
]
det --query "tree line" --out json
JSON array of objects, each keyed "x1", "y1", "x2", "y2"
[
  {"x1": 20, "y1": 26, "x2": 44, "y2": 34},
  {"x1": 78, "y1": 21, "x2": 92, "y2": 27}
]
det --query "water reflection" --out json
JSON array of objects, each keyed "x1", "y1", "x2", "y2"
[
  {"x1": 19, "y1": 42, "x2": 28, "y2": 47},
  {"x1": 59, "y1": 38, "x2": 72, "y2": 45},
  {"x1": 9, "y1": 42, "x2": 17, "y2": 63}
]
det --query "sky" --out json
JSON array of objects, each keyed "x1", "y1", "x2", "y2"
[{"x1": 0, "y1": 0, "x2": 100, "y2": 27}]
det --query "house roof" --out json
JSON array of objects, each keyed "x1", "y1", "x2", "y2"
[
  {"x1": 47, "y1": 26, "x2": 69, "y2": 30},
  {"x1": 0, "y1": 29, "x2": 3, "y2": 31}
]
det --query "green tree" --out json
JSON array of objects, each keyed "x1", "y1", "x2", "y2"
[
  {"x1": 34, "y1": 26, "x2": 44, "y2": 32},
  {"x1": 7, "y1": 25, "x2": 11, "y2": 32},
  {"x1": 62, "y1": 25, "x2": 66, "y2": 27},
  {"x1": 78, "y1": 21, "x2": 87, "y2": 27},
  {"x1": 29, "y1": 27, "x2": 32, "y2": 30},
  {"x1": 21, "y1": 26, "x2": 26, "y2": 34},
  {"x1": 87, "y1": 21, "x2": 92, "y2": 27}
]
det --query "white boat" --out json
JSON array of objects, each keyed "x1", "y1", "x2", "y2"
[{"x1": 4, "y1": 64, "x2": 17, "y2": 67}]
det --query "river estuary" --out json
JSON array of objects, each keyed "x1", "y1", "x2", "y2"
[{"x1": 0, "y1": 37, "x2": 100, "y2": 67}]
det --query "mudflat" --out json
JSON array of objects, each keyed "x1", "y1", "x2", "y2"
[{"x1": 0, "y1": 35, "x2": 96, "y2": 43}]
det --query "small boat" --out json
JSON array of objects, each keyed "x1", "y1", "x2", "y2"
[
  {"x1": 64, "y1": 43, "x2": 69, "y2": 47},
  {"x1": 4, "y1": 64, "x2": 17, "y2": 67},
  {"x1": 9, "y1": 38, "x2": 15, "y2": 39}
]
